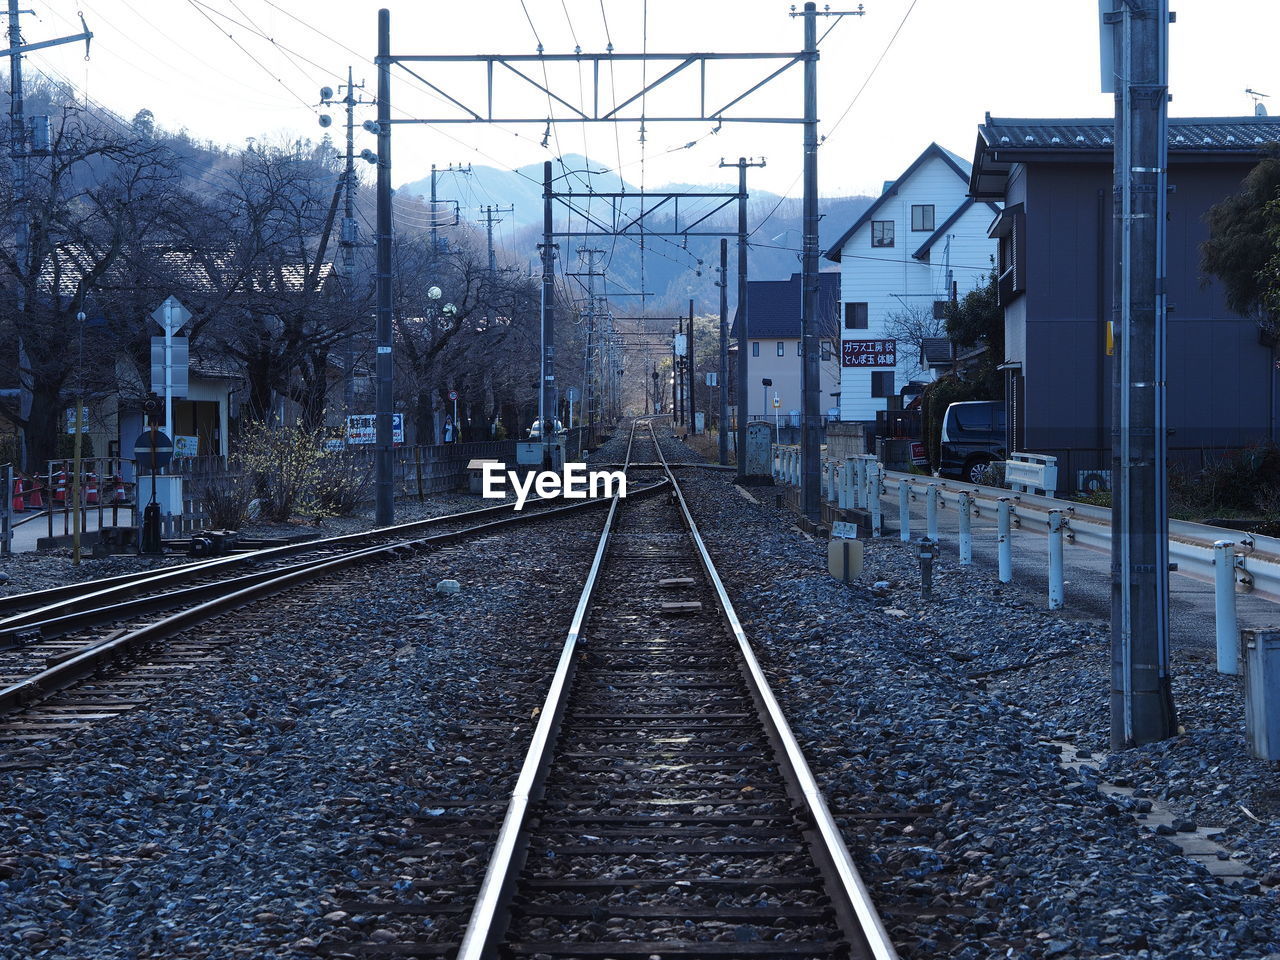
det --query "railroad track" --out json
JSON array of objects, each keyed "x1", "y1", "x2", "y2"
[
  {"x1": 0, "y1": 480, "x2": 667, "y2": 748},
  {"x1": 325, "y1": 420, "x2": 897, "y2": 959}
]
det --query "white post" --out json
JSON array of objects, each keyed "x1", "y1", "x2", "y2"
[
  {"x1": 997, "y1": 497, "x2": 1013, "y2": 583},
  {"x1": 898, "y1": 478, "x2": 911, "y2": 543},
  {"x1": 1048, "y1": 509, "x2": 1065, "y2": 610},
  {"x1": 926, "y1": 483, "x2": 940, "y2": 542},
  {"x1": 869, "y1": 463, "x2": 882, "y2": 537},
  {"x1": 958, "y1": 491, "x2": 972, "y2": 565},
  {"x1": 843, "y1": 457, "x2": 856, "y2": 510},
  {"x1": 1214, "y1": 540, "x2": 1238, "y2": 675},
  {"x1": 163, "y1": 300, "x2": 174, "y2": 436},
  {"x1": 852, "y1": 458, "x2": 865, "y2": 509}
]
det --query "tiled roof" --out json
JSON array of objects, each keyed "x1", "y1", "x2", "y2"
[
  {"x1": 977, "y1": 115, "x2": 1280, "y2": 152},
  {"x1": 730, "y1": 271, "x2": 840, "y2": 340},
  {"x1": 970, "y1": 114, "x2": 1280, "y2": 198}
]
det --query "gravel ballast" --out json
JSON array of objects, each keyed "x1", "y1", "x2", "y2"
[{"x1": 663, "y1": 435, "x2": 1280, "y2": 960}]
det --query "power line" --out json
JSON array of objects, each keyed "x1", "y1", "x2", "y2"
[{"x1": 823, "y1": 0, "x2": 921, "y2": 144}]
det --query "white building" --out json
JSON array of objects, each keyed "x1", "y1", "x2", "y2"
[{"x1": 824, "y1": 142, "x2": 999, "y2": 422}]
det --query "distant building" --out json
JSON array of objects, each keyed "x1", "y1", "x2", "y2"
[
  {"x1": 730, "y1": 272, "x2": 841, "y2": 425},
  {"x1": 824, "y1": 142, "x2": 999, "y2": 421},
  {"x1": 968, "y1": 114, "x2": 1280, "y2": 490}
]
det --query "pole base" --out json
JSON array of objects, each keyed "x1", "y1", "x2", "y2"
[{"x1": 140, "y1": 503, "x2": 163, "y2": 555}]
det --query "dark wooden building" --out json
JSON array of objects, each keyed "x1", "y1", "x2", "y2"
[{"x1": 969, "y1": 114, "x2": 1280, "y2": 491}]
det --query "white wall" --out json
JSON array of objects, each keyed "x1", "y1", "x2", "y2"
[
  {"x1": 836, "y1": 152, "x2": 998, "y2": 422},
  {"x1": 744, "y1": 337, "x2": 840, "y2": 423}
]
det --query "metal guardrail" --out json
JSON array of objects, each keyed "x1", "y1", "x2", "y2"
[{"x1": 773, "y1": 444, "x2": 1280, "y2": 674}]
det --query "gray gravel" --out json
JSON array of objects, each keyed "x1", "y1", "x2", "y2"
[
  {"x1": 0, "y1": 505, "x2": 602, "y2": 959},
  {"x1": 667, "y1": 433, "x2": 1280, "y2": 960}
]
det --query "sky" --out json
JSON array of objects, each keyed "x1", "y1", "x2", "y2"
[{"x1": 17, "y1": 0, "x2": 1280, "y2": 198}]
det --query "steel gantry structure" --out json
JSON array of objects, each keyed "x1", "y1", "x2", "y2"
[{"x1": 371, "y1": 3, "x2": 863, "y2": 522}]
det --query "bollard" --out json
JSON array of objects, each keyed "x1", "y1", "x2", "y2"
[
  {"x1": 1214, "y1": 540, "x2": 1238, "y2": 675},
  {"x1": 958, "y1": 491, "x2": 973, "y2": 565},
  {"x1": 1047, "y1": 509, "x2": 1065, "y2": 610},
  {"x1": 916, "y1": 537, "x2": 937, "y2": 600},
  {"x1": 869, "y1": 463, "x2": 883, "y2": 537},
  {"x1": 926, "y1": 484, "x2": 940, "y2": 542},
  {"x1": 996, "y1": 497, "x2": 1012, "y2": 583},
  {"x1": 898, "y1": 479, "x2": 911, "y2": 543}
]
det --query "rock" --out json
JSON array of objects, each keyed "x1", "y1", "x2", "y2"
[{"x1": 435, "y1": 579, "x2": 461, "y2": 595}]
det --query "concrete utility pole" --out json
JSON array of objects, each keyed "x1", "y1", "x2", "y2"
[
  {"x1": 720, "y1": 156, "x2": 766, "y2": 479},
  {"x1": 1107, "y1": 0, "x2": 1177, "y2": 748},
  {"x1": 539, "y1": 160, "x2": 557, "y2": 467},
  {"x1": 687, "y1": 299, "x2": 696, "y2": 435},
  {"x1": 799, "y1": 1, "x2": 822, "y2": 524},
  {"x1": 479, "y1": 204, "x2": 515, "y2": 326},
  {"x1": 573, "y1": 247, "x2": 606, "y2": 443},
  {"x1": 374, "y1": 8, "x2": 394, "y2": 525},
  {"x1": 718, "y1": 238, "x2": 729, "y2": 466},
  {"x1": 429, "y1": 162, "x2": 471, "y2": 254}
]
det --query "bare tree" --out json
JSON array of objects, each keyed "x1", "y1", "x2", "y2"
[{"x1": 883, "y1": 302, "x2": 947, "y2": 383}]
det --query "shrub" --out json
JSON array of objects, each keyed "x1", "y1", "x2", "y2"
[
  {"x1": 974, "y1": 460, "x2": 1007, "y2": 487},
  {"x1": 234, "y1": 421, "x2": 327, "y2": 523},
  {"x1": 314, "y1": 445, "x2": 374, "y2": 517},
  {"x1": 199, "y1": 472, "x2": 252, "y2": 529}
]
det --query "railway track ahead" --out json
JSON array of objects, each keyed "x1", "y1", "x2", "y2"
[
  {"x1": 331, "y1": 419, "x2": 896, "y2": 959},
  {"x1": 0, "y1": 481, "x2": 666, "y2": 744}
]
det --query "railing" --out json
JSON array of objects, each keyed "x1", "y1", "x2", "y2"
[{"x1": 772, "y1": 443, "x2": 1280, "y2": 675}]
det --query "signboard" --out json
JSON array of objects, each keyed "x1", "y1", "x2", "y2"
[
  {"x1": 65, "y1": 406, "x2": 90, "y2": 433},
  {"x1": 566, "y1": 386, "x2": 580, "y2": 403},
  {"x1": 448, "y1": 390, "x2": 458, "y2": 400},
  {"x1": 705, "y1": 372, "x2": 718, "y2": 387},
  {"x1": 673, "y1": 333, "x2": 687, "y2": 357},
  {"x1": 346, "y1": 414, "x2": 404, "y2": 445},
  {"x1": 133, "y1": 430, "x2": 173, "y2": 472},
  {"x1": 173, "y1": 435, "x2": 200, "y2": 458},
  {"x1": 771, "y1": 394, "x2": 780, "y2": 409},
  {"x1": 150, "y1": 335, "x2": 189, "y2": 396},
  {"x1": 150, "y1": 295, "x2": 192, "y2": 335},
  {"x1": 841, "y1": 338, "x2": 897, "y2": 368}
]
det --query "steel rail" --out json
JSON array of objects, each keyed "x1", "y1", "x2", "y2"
[
  {"x1": 0, "y1": 492, "x2": 591, "y2": 630},
  {"x1": 0, "y1": 480, "x2": 670, "y2": 716},
  {"x1": 454, "y1": 420, "x2": 650, "y2": 960},
  {"x1": 456, "y1": 420, "x2": 898, "y2": 960}
]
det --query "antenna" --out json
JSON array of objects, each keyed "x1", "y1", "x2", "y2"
[{"x1": 1246, "y1": 88, "x2": 1270, "y2": 117}]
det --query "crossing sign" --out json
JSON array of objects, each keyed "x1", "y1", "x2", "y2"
[{"x1": 133, "y1": 431, "x2": 173, "y2": 472}]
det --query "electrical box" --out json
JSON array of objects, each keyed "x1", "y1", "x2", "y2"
[
  {"x1": 29, "y1": 116, "x2": 51, "y2": 155},
  {"x1": 1242, "y1": 628, "x2": 1280, "y2": 763},
  {"x1": 341, "y1": 218, "x2": 358, "y2": 245}
]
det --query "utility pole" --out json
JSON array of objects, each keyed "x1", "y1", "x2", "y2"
[
  {"x1": 720, "y1": 157, "x2": 766, "y2": 479},
  {"x1": 718, "y1": 238, "x2": 729, "y2": 465},
  {"x1": 430, "y1": 162, "x2": 471, "y2": 254},
  {"x1": 671, "y1": 331, "x2": 678, "y2": 423},
  {"x1": 573, "y1": 247, "x2": 606, "y2": 444},
  {"x1": 539, "y1": 160, "x2": 557, "y2": 467},
  {"x1": 799, "y1": 1, "x2": 822, "y2": 524},
  {"x1": 479, "y1": 204, "x2": 515, "y2": 326},
  {"x1": 687, "y1": 299, "x2": 697, "y2": 434},
  {"x1": 1107, "y1": 0, "x2": 1177, "y2": 748},
  {"x1": 374, "y1": 8, "x2": 394, "y2": 525}
]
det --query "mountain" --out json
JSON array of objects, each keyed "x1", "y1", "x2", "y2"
[{"x1": 398, "y1": 155, "x2": 873, "y2": 314}]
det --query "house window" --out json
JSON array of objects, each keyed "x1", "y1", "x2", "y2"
[
  {"x1": 796, "y1": 341, "x2": 803, "y2": 356},
  {"x1": 821, "y1": 342, "x2": 832, "y2": 361},
  {"x1": 776, "y1": 341, "x2": 785, "y2": 356},
  {"x1": 871, "y1": 220, "x2": 894, "y2": 247},
  {"x1": 752, "y1": 341, "x2": 760, "y2": 357},
  {"x1": 912, "y1": 204, "x2": 935, "y2": 232},
  {"x1": 871, "y1": 371, "x2": 895, "y2": 398},
  {"x1": 844, "y1": 302, "x2": 868, "y2": 330}
]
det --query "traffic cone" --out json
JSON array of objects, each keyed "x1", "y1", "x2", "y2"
[
  {"x1": 85, "y1": 472, "x2": 99, "y2": 505},
  {"x1": 10, "y1": 477, "x2": 24, "y2": 513},
  {"x1": 52, "y1": 471, "x2": 67, "y2": 505},
  {"x1": 24, "y1": 475, "x2": 44, "y2": 510},
  {"x1": 112, "y1": 475, "x2": 129, "y2": 504}
]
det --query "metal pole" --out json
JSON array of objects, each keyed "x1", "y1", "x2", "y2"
[
  {"x1": 163, "y1": 302, "x2": 173, "y2": 436},
  {"x1": 1048, "y1": 509, "x2": 1066, "y2": 610},
  {"x1": 1213, "y1": 540, "x2": 1238, "y2": 675},
  {"x1": 997, "y1": 497, "x2": 1013, "y2": 583},
  {"x1": 957, "y1": 491, "x2": 972, "y2": 566},
  {"x1": 718, "y1": 238, "x2": 729, "y2": 464},
  {"x1": 799, "y1": 1, "x2": 822, "y2": 524},
  {"x1": 2, "y1": 465, "x2": 11, "y2": 557},
  {"x1": 898, "y1": 478, "x2": 910, "y2": 543},
  {"x1": 8, "y1": 0, "x2": 27, "y2": 318},
  {"x1": 1109, "y1": 0, "x2": 1176, "y2": 748},
  {"x1": 374, "y1": 7, "x2": 394, "y2": 525},
  {"x1": 71, "y1": 402, "x2": 82, "y2": 564},
  {"x1": 687, "y1": 299, "x2": 696, "y2": 434},
  {"x1": 926, "y1": 483, "x2": 939, "y2": 542},
  {"x1": 430, "y1": 162, "x2": 438, "y2": 255},
  {"x1": 540, "y1": 160, "x2": 556, "y2": 468}
]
